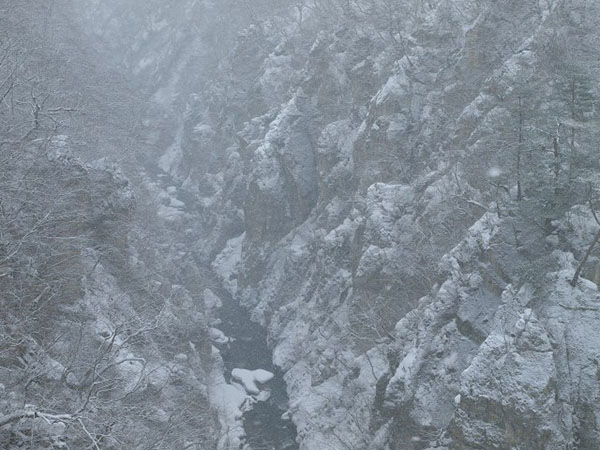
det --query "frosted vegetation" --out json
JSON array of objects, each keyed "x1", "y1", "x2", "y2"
[{"x1": 2, "y1": 1, "x2": 600, "y2": 449}]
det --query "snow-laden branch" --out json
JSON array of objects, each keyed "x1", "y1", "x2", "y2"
[{"x1": 0, "y1": 409, "x2": 73, "y2": 428}]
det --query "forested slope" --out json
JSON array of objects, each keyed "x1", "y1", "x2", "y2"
[{"x1": 0, "y1": 3, "x2": 217, "y2": 449}]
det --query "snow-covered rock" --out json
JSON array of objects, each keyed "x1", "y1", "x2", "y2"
[{"x1": 231, "y1": 368, "x2": 274, "y2": 395}]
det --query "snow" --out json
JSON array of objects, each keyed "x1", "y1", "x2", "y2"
[
  {"x1": 487, "y1": 167, "x2": 502, "y2": 178},
  {"x1": 457, "y1": 92, "x2": 490, "y2": 122},
  {"x1": 174, "y1": 353, "x2": 188, "y2": 363},
  {"x1": 134, "y1": 56, "x2": 154, "y2": 74},
  {"x1": 323, "y1": 218, "x2": 357, "y2": 249},
  {"x1": 158, "y1": 123, "x2": 184, "y2": 176},
  {"x1": 212, "y1": 233, "x2": 245, "y2": 294},
  {"x1": 169, "y1": 197, "x2": 185, "y2": 208},
  {"x1": 203, "y1": 289, "x2": 222, "y2": 309},
  {"x1": 208, "y1": 347, "x2": 250, "y2": 450},
  {"x1": 388, "y1": 347, "x2": 418, "y2": 391},
  {"x1": 151, "y1": 19, "x2": 168, "y2": 32},
  {"x1": 375, "y1": 73, "x2": 405, "y2": 106},
  {"x1": 355, "y1": 347, "x2": 388, "y2": 386},
  {"x1": 255, "y1": 390, "x2": 271, "y2": 402},
  {"x1": 192, "y1": 123, "x2": 214, "y2": 137},
  {"x1": 209, "y1": 328, "x2": 229, "y2": 345},
  {"x1": 231, "y1": 368, "x2": 274, "y2": 395},
  {"x1": 157, "y1": 204, "x2": 185, "y2": 221},
  {"x1": 289, "y1": 233, "x2": 309, "y2": 258}
]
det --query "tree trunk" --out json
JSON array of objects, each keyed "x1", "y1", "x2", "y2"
[
  {"x1": 517, "y1": 96, "x2": 523, "y2": 201},
  {"x1": 570, "y1": 227, "x2": 600, "y2": 287}
]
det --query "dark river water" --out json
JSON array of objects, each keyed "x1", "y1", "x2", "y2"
[{"x1": 213, "y1": 287, "x2": 298, "y2": 450}]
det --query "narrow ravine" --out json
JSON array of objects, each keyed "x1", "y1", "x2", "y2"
[
  {"x1": 214, "y1": 287, "x2": 298, "y2": 450},
  {"x1": 148, "y1": 165, "x2": 298, "y2": 449}
]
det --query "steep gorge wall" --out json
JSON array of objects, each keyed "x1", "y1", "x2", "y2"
[{"x1": 186, "y1": 1, "x2": 600, "y2": 449}]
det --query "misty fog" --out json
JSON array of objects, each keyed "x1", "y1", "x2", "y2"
[{"x1": 2, "y1": 1, "x2": 600, "y2": 449}]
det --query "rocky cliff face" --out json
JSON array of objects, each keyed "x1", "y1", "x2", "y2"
[{"x1": 173, "y1": 1, "x2": 600, "y2": 448}]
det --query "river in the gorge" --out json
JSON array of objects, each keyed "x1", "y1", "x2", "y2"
[{"x1": 213, "y1": 286, "x2": 298, "y2": 450}]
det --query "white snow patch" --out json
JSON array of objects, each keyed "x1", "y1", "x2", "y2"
[
  {"x1": 203, "y1": 289, "x2": 222, "y2": 310},
  {"x1": 231, "y1": 368, "x2": 274, "y2": 395},
  {"x1": 212, "y1": 233, "x2": 245, "y2": 294},
  {"x1": 169, "y1": 197, "x2": 185, "y2": 208},
  {"x1": 135, "y1": 56, "x2": 154, "y2": 74},
  {"x1": 487, "y1": 167, "x2": 502, "y2": 178},
  {"x1": 209, "y1": 328, "x2": 229, "y2": 345},
  {"x1": 208, "y1": 347, "x2": 251, "y2": 450},
  {"x1": 158, "y1": 123, "x2": 184, "y2": 176},
  {"x1": 375, "y1": 73, "x2": 405, "y2": 105},
  {"x1": 157, "y1": 204, "x2": 184, "y2": 221}
]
